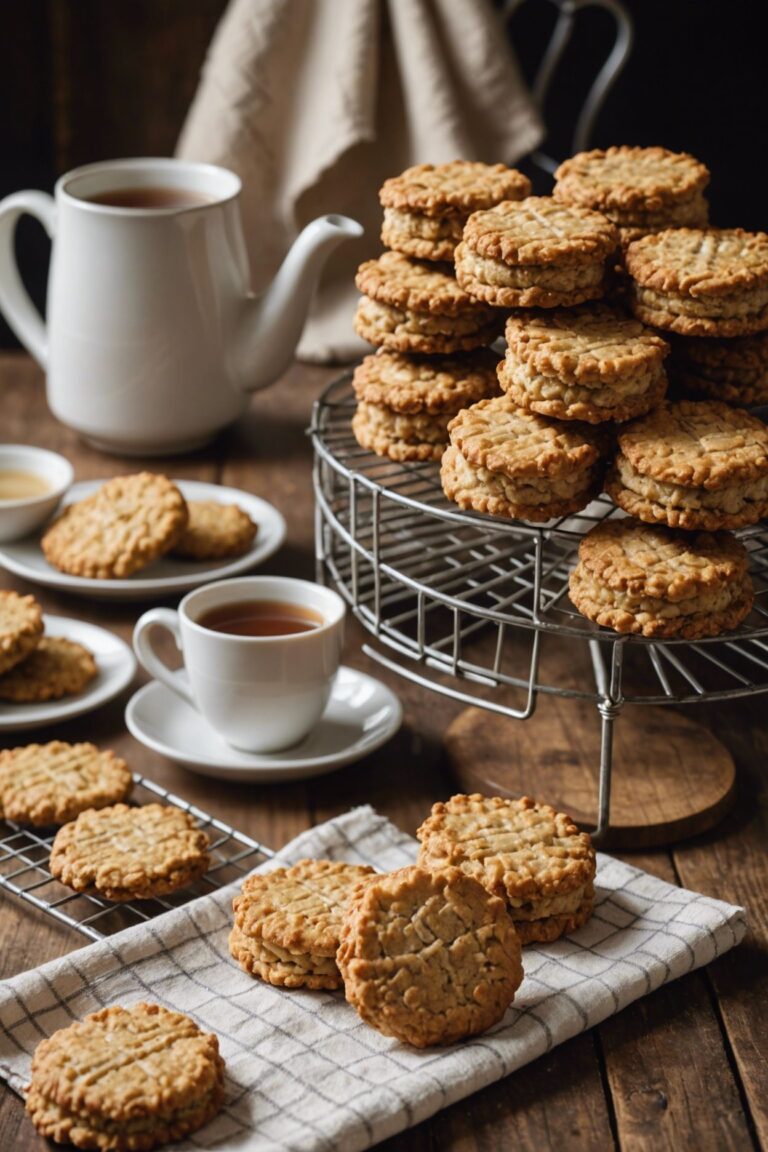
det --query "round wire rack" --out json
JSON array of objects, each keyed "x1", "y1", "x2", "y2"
[{"x1": 310, "y1": 372, "x2": 768, "y2": 840}]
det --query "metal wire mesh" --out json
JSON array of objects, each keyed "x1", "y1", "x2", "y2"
[{"x1": 0, "y1": 775, "x2": 274, "y2": 942}]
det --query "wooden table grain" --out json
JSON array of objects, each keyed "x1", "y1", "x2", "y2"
[{"x1": 1, "y1": 351, "x2": 766, "y2": 1152}]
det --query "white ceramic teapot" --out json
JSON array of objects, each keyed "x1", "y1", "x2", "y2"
[{"x1": 0, "y1": 158, "x2": 362, "y2": 455}]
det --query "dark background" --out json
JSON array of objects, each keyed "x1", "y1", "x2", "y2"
[{"x1": 0, "y1": 0, "x2": 764, "y2": 350}]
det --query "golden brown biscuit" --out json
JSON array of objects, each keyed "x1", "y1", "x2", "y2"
[
  {"x1": 352, "y1": 402, "x2": 451, "y2": 462},
  {"x1": 569, "y1": 517, "x2": 754, "y2": 638},
  {"x1": 668, "y1": 330, "x2": 768, "y2": 407},
  {"x1": 172, "y1": 501, "x2": 257, "y2": 560},
  {"x1": 351, "y1": 349, "x2": 499, "y2": 414},
  {"x1": 337, "y1": 865, "x2": 524, "y2": 1047},
  {"x1": 0, "y1": 741, "x2": 132, "y2": 827},
  {"x1": 0, "y1": 637, "x2": 97, "y2": 702},
  {"x1": 26, "y1": 1002, "x2": 225, "y2": 1151},
  {"x1": 0, "y1": 590, "x2": 43, "y2": 676},
  {"x1": 417, "y1": 793, "x2": 596, "y2": 943}
]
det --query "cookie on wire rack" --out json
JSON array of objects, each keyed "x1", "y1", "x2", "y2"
[{"x1": 0, "y1": 741, "x2": 132, "y2": 827}]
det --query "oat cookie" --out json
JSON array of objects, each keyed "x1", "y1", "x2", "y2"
[
  {"x1": 337, "y1": 865, "x2": 523, "y2": 1047},
  {"x1": 352, "y1": 402, "x2": 451, "y2": 462},
  {"x1": 26, "y1": 1002, "x2": 225, "y2": 1151},
  {"x1": 173, "y1": 500, "x2": 257, "y2": 560},
  {"x1": 455, "y1": 196, "x2": 618, "y2": 308},
  {"x1": 606, "y1": 399, "x2": 768, "y2": 530},
  {"x1": 499, "y1": 305, "x2": 669, "y2": 423},
  {"x1": 231, "y1": 858, "x2": 377, "y2": 989},
  {"x1": 417, "y1": 793, "x2": 596, "y2": 943},
  {"x1": 41, "y1": 472, "x2": 188, "y2": 579},
  {"x1": 569, "y1": 517, "x2": 753, "y2": 638},
  {"x1": 380, "y1": 161, "x2": 531, "y2": 261},
  {"x1": 0, "y1": 637, "x2": 97, "y2": 702},
  {"x1": 0, "y1": 741, "x2": 132, "y2": 827},
  {"x1": 352, "y1": 349, "x2": 499, "y2": 414},
  {"x1": 669, "y1": 330, "x2": 768, "y2": 407},
  {"x1": 50, "y1": 803, "x2": 210, "y2": 900},
  {"x1": 0, "y1": 590, "x2": 43, "y2": 675},
  {"x1": 626, "y1": 228, "x2": 768, "y2": 336}
]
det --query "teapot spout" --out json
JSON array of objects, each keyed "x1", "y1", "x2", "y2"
[{"x1": 236, "y1": 214, "x2": 363, "y2": 392}]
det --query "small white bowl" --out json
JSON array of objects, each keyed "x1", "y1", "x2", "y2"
[{"x1": 0, "y1": 445, "x2": 74, "y2": 542}]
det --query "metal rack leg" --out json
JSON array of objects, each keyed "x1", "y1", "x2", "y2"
[{"x1": 590, "y1": 639, "x2": 626, "y2": 845}]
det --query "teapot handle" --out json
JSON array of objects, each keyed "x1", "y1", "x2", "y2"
[{"x1": 0, "y1": 190, "x2": 56, "y2": 367}]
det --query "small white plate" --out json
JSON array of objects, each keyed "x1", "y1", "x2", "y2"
[
  {"x1": 0, "y1": 480, "x2": 286, "y2": 601},
  {"x1": 0, "y1": 614, "x2": 136, "y2": 732},
  {"x1": 125, "y1": 666, "x2": 403, "y2": 781}
]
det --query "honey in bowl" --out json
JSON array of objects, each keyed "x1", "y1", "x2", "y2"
[{"x1": 0, "y1": 469, "x2": 51, "y2": 502}]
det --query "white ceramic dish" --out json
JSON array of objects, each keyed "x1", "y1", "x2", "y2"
[
  {"x1": 125, "y1": 666, "x2": 403, "y2": 781},
  {"x1": 0, "y1": 444, "x2": 73, "y2": 542},
  {"x1": 0, "y1": 614, "x2": 136, "y2": 732},
  {"x1": 0, "y1": 479, "x2": 286, "y2": 601}
]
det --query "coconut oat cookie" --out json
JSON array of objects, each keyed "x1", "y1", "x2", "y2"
[
  {"x1": 0, "y1": 637, "x2": 97, "y2": 702},
  {"x1": 337, "y1": 865, "x2": 523, "y2": 1047},
  {"x1": 455, "y1": 195, "x2": 618, "y2": 308},
  {"x1": 50, "y1": 803, "x2": 210, "y2": 900},
  {"x1": 41, "y1": 472, "x2": 188, "y2": 579},
  {"x1": 26, "y1": 1002, "x2": 225, "y2": 1151},
  {"x1": 569, "y1": 517, "x2": 753, "y2": 639},
  {"x1": 173, "y1": 501, "x2": 257, "y2": 560},
  {"x1": 442, "y1": 395, "x2": 607, "y2": 521},
  {"x1": 353, "y1": 403, "x2": 453, "y2": 462},
  {"x1": 0, "y1": 741, "x2": 132, "y2": 827},
  {"x1": 626, "y1": 227, "x2": 768, "y2": 337},
  {"x1": 669, "y1": 330, "x2": 768, "y2": 408},
  {"x1": 417, "y1": 793, "x2": 596, "y2": 944},
  {"x1": 380, "y1": 161, "x2": 531, "y2": 262},
  {"x1": 606, "y1": 399, "x2": 768, "y2": 530},
  {"x1": 499, "y1": 305, "x2": 669, "y2": 423},
  {"x1": 0, "y1": 590, "x2": 43, "y2": 675},
  {"x1": 230, "y1": 858, "x2": 377, "y2": 990},
  {"x1": 554, "y1": 146, "x2": 709, "y2": 245},
  {"x1": 354, "y1": 251, "x2": 502, "y2": 354}
]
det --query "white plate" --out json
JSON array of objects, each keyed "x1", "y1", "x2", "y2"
[
  {"x1": 125, "y1": 666, "x2": 403, "y2": 781},
  {"x1": 0, "y1": 614, "x2": 136, "y2": 732},
  {"x1": 0, "y1": 480, "x2": 286, "y2": 601}
]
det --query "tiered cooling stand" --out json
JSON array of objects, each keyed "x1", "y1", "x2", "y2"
[{"x1": 311, "y1": 371, "x2": 768, "y2": 847}]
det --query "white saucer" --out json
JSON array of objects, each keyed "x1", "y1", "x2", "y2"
[
  {"x1": 0, "y1": 614, "x2": 136, "y2": 732},
  {"x1": 125, "y1": 666, "x2": 402, "y2": 781},
  {"x1": 0, "y1": 480, "x2": 286, "y2": 601}
]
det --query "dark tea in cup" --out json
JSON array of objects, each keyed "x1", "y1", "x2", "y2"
[{"x1": 197, "y1": 599, "x2": 323, "y2": 637}]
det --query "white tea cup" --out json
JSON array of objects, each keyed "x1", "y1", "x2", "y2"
[{"x1": 133, "y1": 576, "x2": 345, "y2": 753}]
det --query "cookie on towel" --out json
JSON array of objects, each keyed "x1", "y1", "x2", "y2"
[
  {"x1": 0, "y1": 741, "x2": 132, "y2": 827},
  {"x1": 173, "y1": 501, "x2": 257, "y2": 560},
  {"x1": 0, "y1": 637, "x2": 97, "y2": 702},
  {"x1": 0, "y1": 590, "x2": 43, "y2": 675}
]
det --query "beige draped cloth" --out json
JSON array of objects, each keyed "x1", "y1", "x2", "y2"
[{"x1": 177, "y1": 0, "x2": 543, "y2": 362}]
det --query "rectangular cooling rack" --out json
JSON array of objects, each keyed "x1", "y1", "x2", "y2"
[{"x1": 0, "y1": 774, "x2": 274, "y2": 941}]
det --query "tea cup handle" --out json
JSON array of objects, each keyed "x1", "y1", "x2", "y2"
[
  {"x1": 133, "y1": 608, "x2": 195, "y2": 707},
  {"x1": 0, "y1": 190, "x2": 56, "y2": 367}
]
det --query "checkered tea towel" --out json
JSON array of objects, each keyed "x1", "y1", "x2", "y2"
[{"x1": 0, "y1": 805, "x2": 746, "y2": 1152}]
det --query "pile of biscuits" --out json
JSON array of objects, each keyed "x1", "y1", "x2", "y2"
[
  {"x1": 352, "y1": 147, "x2": 768, "y2": 641},
  {"x1": 0, "y1": 590, "x2": 96, "y2": 703},
  {"x1": 229, "y1": 791, "x2": 595, "y2": 1048},
  {"x1": 41, "y1": 472, "x2": 257, "y2": 580}
]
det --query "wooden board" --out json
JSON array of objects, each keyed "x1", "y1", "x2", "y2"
[{"x1": 445, "y1": 699, "x2": 737, "y2": 849}]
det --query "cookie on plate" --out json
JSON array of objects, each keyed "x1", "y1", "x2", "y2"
[
  {"x1": 0, "y1": 590, "x2": 43, "y2": 675},
  {"x1": 351, "y1": 349, "x2": 499, "y2": 461},
  {"x1": 606, "y1": 399, "x2": 768, "y2": 530},
  {"x1": 0, "y1": 741, "x2": 132, "y2": 827},
  {"x1": 337, "y1": 864, "x2": 523, "y2": 1047},
  {"x1": 454, "y1": 195, "x2": 618, "y2": 309},
  {"x1": 626, "y1": 227, "x2": 768, "y2": 337},
  {"x1": 554, "y1": 146, "x2": 710, "y2": 246},
  {"x1": 230, "y1": 858, "x2": 377, "y2": 990},
  {"x1": 173, "y1": 501, "x2": 257, "y2": 560},
  {"x1": 417, "y1": 793, "x2": 596, "y2": 943},
  {"x1": 442, "y1": 394, "x2": 607, "y2": 521},
  {"x1": 569, "y1": 517, "x2": 753, "y2": 638},
  {"x1": 41, "y1": 472, "x2": 188, "y2": 579},
  {"x1": 380, "y1": 160, "x2": 531, "y2": 262},
  {"x1": 354, "y1": 251, "x2": 502, "y2": 355},
  {"x1": 0, "y1": 637, "x2": 97, "y2": 702},
  {"x1": 668, "y1": 329, "x2": 768, "y2": 408},
  {"x1": 499, "y1": 305, "x2": 669, "y2": 423},
  {"x1": 50, "y1": 803, "x2": 210, "y2": 900},
  {"x1": 26, "y1": 1002, "x2": 225, "y2": 1151}
]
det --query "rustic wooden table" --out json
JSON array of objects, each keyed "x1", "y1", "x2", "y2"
[{"x1": 1, "y1": 352, "x2": 766, "y2": 1151}]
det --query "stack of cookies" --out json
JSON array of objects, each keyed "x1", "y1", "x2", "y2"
[
  {"x1": 352, "y1": 161, "x2": 532, "y2": 461},
  {"x1": 667, "y1": 330, "x2": 768, "y2": 408},
  {"x1": 0, "y1": 591, "x2": 97, "y2": 703}
]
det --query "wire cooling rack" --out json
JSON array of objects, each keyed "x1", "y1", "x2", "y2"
[{"x1": 0, "y1": 774, "x2": 274, "y2": 942}]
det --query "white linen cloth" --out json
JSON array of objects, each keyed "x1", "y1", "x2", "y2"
[
  {"x1": 176, "y1": 0, "x2": 543, "y2": 363},
  {"x1": 0, "y1": 805, "x2": 745, "y2": 1152}
]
